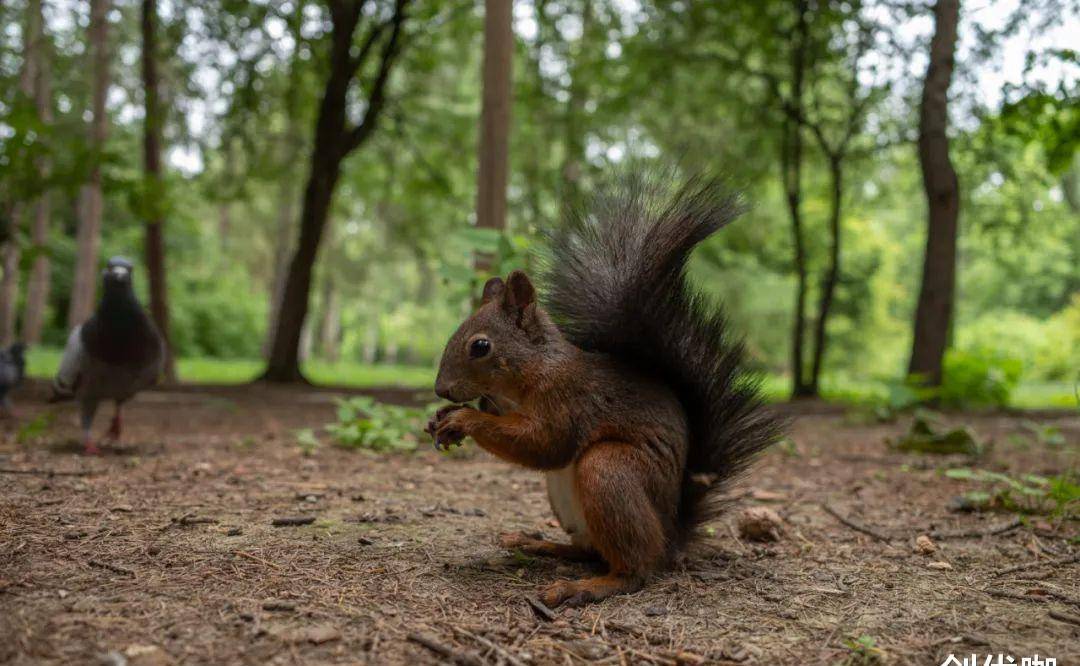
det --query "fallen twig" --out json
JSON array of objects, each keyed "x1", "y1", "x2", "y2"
[
  {"x1": 271, "y1": 516, "x2": 315, "y2": 527},
  {"x1": 406, "y1": 631, "x2": 482, "y2": 666},
  {"x1": 524, "y1": 594, "x2": 557, "y2": 621},
  {"x1": 822, "y1": 504, "x2": 892, "y2": 543},
  {"x1": 452, "y1": 626, "x2": 526, "y2": 666},
  {"x1": 929, "y1": 518, "x2": 1022, "y2": 540},
  {"x1": 88, "y1": 559, "x2": 134, "y2": 577},
  {"x1": 991, "y1": 554, "x2": 1080, "y2": 577},
  {"x1": 1049, "y1": 609, "x2": 1080, "y2": 627},
  {"x1": 0, "y1": 467, "x2": 94, "y2": 477},
  {"x1": 163, "y1": 513, "x2": 220, "y2": 530},
  {"x1": 983, "y1": 588, "x2": 1048, "y2": 603},
  {"x1": 233, "y1": 551, "x2": 282, "y2": 570}
]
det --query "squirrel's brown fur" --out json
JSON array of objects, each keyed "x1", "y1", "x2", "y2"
[{"x1": 430, "y1": 174, "x2": 782, "y2": 607}]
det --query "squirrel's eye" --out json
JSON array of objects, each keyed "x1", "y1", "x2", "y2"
[{"x1": 469, "y1": 338, "x2": 492, "y2": 359}]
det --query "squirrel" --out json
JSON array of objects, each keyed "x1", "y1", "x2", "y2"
[{"x1": 427, "y1": 174, "x2": 783, "y2": 608}]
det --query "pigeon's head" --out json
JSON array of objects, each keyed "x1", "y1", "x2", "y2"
[{"x1": 102, "y1": 257, "x2": 135, "y2": 291}]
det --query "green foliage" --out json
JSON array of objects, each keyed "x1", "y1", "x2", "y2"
[
  {"x1": 16, "y1": 410, "x2": 55, "y2": 445},
  {"x1": 842, "y1": 635, "x2": 886, "y2": 665},
  {"x1": 945, "y1": 468, "x2": 1080, "y2": 517},
  {"x1": 890, "y1": 410, "x2": 987, "y2": 456},
  {"x1": 294, "y1": 428, "x2": 321, "y2": 457},
  {"x1": 938, "y1": 349, "x2": 1023, "y2": 408},
  {"x1": 325, "y1": 396, "x2": 429, "y2": 452}
]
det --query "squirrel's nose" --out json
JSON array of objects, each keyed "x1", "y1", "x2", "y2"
[{"x1": 434, "y1": 380, "x2": 454, "y2": 401}]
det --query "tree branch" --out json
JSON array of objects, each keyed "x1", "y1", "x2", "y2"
[{"x1": 344, "y1": 0, "x2": 409, "y2": 152}]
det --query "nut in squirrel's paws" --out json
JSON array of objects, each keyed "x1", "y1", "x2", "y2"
[{"x1": 426, "y1": 404, "x2": 468, "y2": 451}]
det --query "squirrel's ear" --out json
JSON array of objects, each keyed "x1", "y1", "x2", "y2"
[
  {"x1": 504, "y1": 271, "x2": 543, "y2": 340},
  {"x1": 481, "y1": 276, "x2": 505, "y2": 304},
  {"x1": 504, "y1": 270, "x2": 536, "y2": 310}
]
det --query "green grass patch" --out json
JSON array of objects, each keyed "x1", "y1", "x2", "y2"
[
  {"x1": 26, "y1": 346, "x2": 434, "y2": 389},
  {"x1": 24, "y1": 345, "x2": 1078, "y2": 409}
]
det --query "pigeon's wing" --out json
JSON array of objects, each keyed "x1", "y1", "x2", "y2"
[{"x1": 53, "y1": 325, "x2": 85, "y2": 395}]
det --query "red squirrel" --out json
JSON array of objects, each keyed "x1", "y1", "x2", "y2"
[{"x1": 427, "y1": 175, "x2": 782, "y2": 607}]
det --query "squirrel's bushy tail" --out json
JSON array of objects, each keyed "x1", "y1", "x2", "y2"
[{"x1": 544, "y1": 172, "x2": 784, "y2": 547}]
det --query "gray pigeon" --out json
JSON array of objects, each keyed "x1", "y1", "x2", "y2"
[
  {"x1": 53, "y1": 257, "x2": 164, "y2": 454},
  {"x1": 0, "y1": 342, "x2": 26, "y2": 416}
]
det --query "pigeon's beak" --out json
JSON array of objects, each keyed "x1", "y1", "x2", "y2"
[{"x1": 109, "y1": 266, "x2": 130, "y2": 280}]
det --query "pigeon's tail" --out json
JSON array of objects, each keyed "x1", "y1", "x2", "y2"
[{"x1": 53, "y1": 326, "x2": 83, "y2": 399}]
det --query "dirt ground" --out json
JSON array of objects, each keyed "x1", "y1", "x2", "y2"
[{"x1": 1, "y1": 380, "x2": 1077, "y2": 666}]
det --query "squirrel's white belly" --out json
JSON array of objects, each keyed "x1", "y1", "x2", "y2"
[{"x1": 545, "y1": 465, "x2": 592, "y2": 548}]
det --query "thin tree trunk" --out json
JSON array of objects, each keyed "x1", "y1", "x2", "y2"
[
  {"x1": 0, "y1": 241, "x2": 18, "y2": 345},
  {"x1": 559, "y1": 0, "x2": 591, "y2": 224},
  {"x1": 474, "y1": 0, "x2": 513, "y2": 272},
  {"x1": 785, "y1": 0, "x2": 812, "y2": 398},
  {"x1": 2, "y1": 0, "x2": 48, "y2": 345},
  {"x1": 908, "y1": 0, "x2": 961, "y2": 386},
  {"x1": 69, "y1": 0, "x2": 110, "y2": 328},
  {"x1": 262, "y1": 0, "x2": 408, "y2": 382},
  {"x1": 318, "y1": 274, "x2": 341, "y2": 362},
  {"x1": 141, "y1": 0, "x2": 176, "y2": 382},
  {"x1": 808, "y1": 155, "x2": 843, "y2": 392},
  {"x1": 22, "y1": 0, "x2": 53, "y2": 344}
]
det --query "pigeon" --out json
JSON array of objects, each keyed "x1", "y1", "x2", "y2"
[
  {"x1": 53, "y1": 257, "x2": 164, "y2": 454},
  {"x1": 0, "y1": 342, "x2": 26, "y2": 416}
]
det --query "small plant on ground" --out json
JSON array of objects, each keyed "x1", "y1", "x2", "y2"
[
  {"x1": 945, "y1": 468, "x2": 1080, "y2": 518},
  {"x1": 294, "y1": 428, "x2": 321, "y2": 456},
  {"x1": 16, "y1": 411, "x2": 56, "y2": 445},
  {"x1": 843, "y1": 635, "x2": 886, "y2": 665},
  {"x1": 325, "y1": 396, "x2": 430, "y2": 452},
  {"x1": 889, "y1": 409, "x2": 987, "y2": 456}
]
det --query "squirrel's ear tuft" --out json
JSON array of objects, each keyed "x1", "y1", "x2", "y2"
[
  {"x1": 481, "y1": 276, "x2": 505, "y2": 304},
  {"x1": 504, "y1": 270, "x2": 536, "y2": 310}
]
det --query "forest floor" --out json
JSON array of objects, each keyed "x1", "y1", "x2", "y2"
[{"x1": 1, "y1": 380, "x2": 1078, "y2": 666}]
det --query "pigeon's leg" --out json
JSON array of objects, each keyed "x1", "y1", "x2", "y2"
[
  {"x1": 106, "y1": 402, "x2": 122, "y2": 442},
  {"x1": 80, "y1": 400, "x2": 100, "y2": 455}
]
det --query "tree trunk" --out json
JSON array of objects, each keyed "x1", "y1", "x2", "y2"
[
  {"x1": 318, "y1": 274, "x2": 341, "y2": 363},
  {"x1": 68, "y1": 0, "x2": 110, "y2": 328},
  {"x1": 262, "y1": 0, "x2": 408, "y2": 382},
  {"x1": 21, "y1": 0, "x2": 53, "y2": 344},
  {"x1": 264, "y1": 3, "x2": 306, "y2": 358},
  {"x1": 0, "y1": 241, "x2": 18, "y2": 346},
  {"x1": 141, "y1": 0, "x2": 176, "y2": 382},
  {"x1": 473, "y1": 0, "x2": 513, "y2": 272},
  {"x1": 785, "y1": 0, "x2": 812, "y2": 399},
  {"x1": 808, "y1": 155, "x2": 843, "y2": 393},
  {"x1": 559, "y1": 0, "x2": 591, "y2": 225},
  {"x1": 908, "y1": 0, "x2": 961, "y2": 386}
]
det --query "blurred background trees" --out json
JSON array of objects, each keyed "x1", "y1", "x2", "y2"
[{"x1": 0, "y1": 0, "x2": 1076, "y2": 406}]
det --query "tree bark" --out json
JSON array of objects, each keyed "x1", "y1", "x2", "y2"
[
  {"x1": 559, "y1": 0, "x2": 590, "y2": 225},
  {"x1": 318, "y1": 274, "x2": 341, "y2": 362},
  {"x1": 474, "y1": 0, "x2": 513, "y2": 272},
  {"x1": 68, "y1": 0, "x2": 111, "y2": 328},
  {"x1": 808, "y1": 155, "x2": 843, "y2": 393},
  {"x1": 262, "y1": 0, "x2": 409, "y2": 382},
  {"x1": 21, "y1": 0, "x2": 53, "y2": 344},
  {"x1": 908, "y1": 0, "x2": 961, "y2": 386},
  {"x1": 141, "y1": 0, "x2": 176, "y2": 382},
  {"x1": 785, "y1": 0, "x2": 812, "y2": 399},
  {"x1": 264, "y1": 2, "x2": 306, "y2": 358}
]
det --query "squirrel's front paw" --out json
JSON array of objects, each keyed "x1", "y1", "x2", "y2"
[
  {"x1": 426, "y1": 404, "x2": 467, "y2": 450},
  {"x1": 432, "y1": 407, "x2": 471, "y2": 451}
]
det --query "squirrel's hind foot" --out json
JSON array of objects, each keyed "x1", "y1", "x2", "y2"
[
  {"x1": 540, "y1": 574, "x2": 643, "y2": 608},
  {"x1": 499, "y1": 532, "x2": 598, "y2": 562}
]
